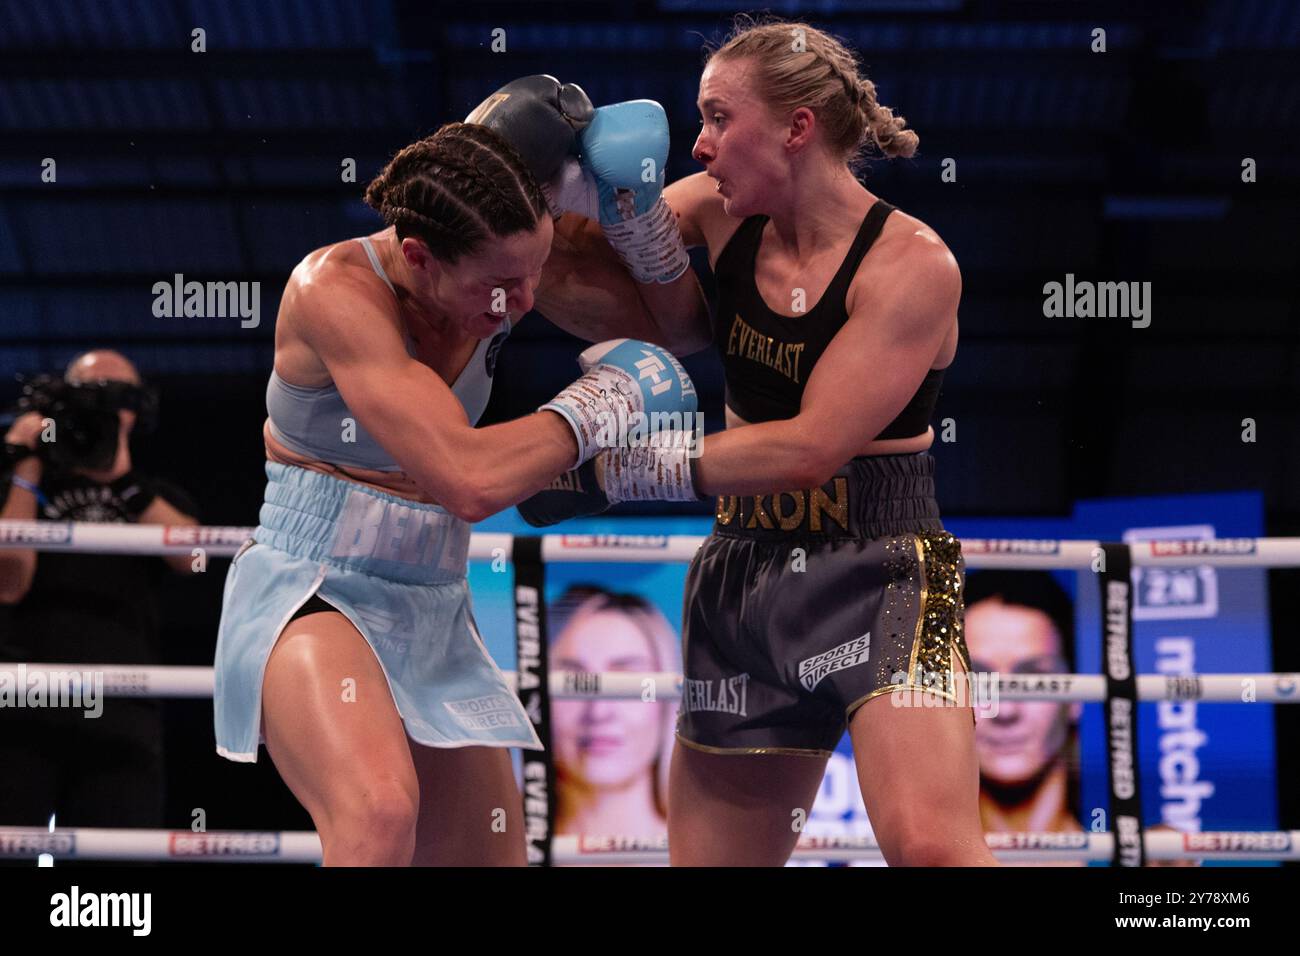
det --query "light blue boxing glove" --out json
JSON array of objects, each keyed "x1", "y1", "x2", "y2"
[
  {"x1": 583, "y1": 101, "x2": 667, "y2": 215},
  {"x1": 545, "y1": 101, "x2": 690, "y2": 284},
  {"x1": 541, "y1": 338, "x2": 697, "y2": 469}
]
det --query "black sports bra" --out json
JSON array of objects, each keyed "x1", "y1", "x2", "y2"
[{"x1": 711, "y1": 199, "x2": 946, "y2": 439}]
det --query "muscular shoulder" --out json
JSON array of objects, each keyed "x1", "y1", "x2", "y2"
[
  {"x1": 850, "y1": 211, "x2": 960, "y2": 319},
  {"x1": 663, "y1": 172, "x2": 745, "y2": 268},
  {"x1": 285, "y1": 240, "x2": 383, "y2": 321},
  {"x1": 278, "y1": 238, "x2": 404, "y2": 376}
]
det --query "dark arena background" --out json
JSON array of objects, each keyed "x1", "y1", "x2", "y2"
[{"x1": 0, "y1": 0, "x2": 1298, "y2": 886}]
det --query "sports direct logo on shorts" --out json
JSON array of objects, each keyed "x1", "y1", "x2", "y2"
[{"x1": 799, "y1": 635, "x2": 871, "y2": 691}]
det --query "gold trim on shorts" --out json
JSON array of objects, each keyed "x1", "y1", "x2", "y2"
[
  {"x1": 846, "y1": 533, "x2": 974, "y2": 724},
  {"x1": 675, "y1": 732, "x2": 832, "y2": 759},
  {"x1": 906, "y1": 534, "x2": 929, "y2": 681},
  {"x1": 845, "y1": 682, "x2": 964, "y2": 719}
]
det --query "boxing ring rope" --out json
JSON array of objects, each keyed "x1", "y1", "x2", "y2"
[
  {"x1": 2, "y1": 519, "x2": 1295, "y2": 866},
  {"x1": 6, "y1": 520, "x2": 1297, "y2": 706},
  {"x1": 3, "y1": 519, "x2": 1300, "y2": 568},
  {"x1": 2, "y1": 664, "x2": 1298, "y2": 704},
  {"x1": 2, "y1": 827, "x2": 1297, "y2": 864}
]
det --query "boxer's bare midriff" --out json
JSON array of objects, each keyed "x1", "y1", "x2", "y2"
[{"x1": 264, "y1": 423, "x2": 437, "y2": 504}]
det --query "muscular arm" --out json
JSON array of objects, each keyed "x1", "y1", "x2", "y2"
[
  {"x1": 0, "y1": 456, "x2": 41, "y2": 603},
  {"x1": 693, "y1": 239, "x2": 960, "y2": 496},
  {"x1": 534, "y1": 207, "x2": 712, "y2": 355},
  {"x1": 305, "y1": 284, "x2": 578, "y2": 524},
  {"x1": 139, "y1": 495, "x2": 202, "y2": 575},
  {"x1": 534, "y1": 214, "x2": 662, "y2": 343}
]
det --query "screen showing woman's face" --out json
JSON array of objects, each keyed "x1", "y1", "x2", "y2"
[
  {"x1": 966, "y1": 599, "x2": 1076, "y2": 786},
  {"x1": 551, "y1": 609, "x2": 665, "y2": 788}
]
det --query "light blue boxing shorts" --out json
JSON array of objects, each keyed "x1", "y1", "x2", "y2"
[{"x1": 213, "y1": 462, "x2": 541, "y2": 762}]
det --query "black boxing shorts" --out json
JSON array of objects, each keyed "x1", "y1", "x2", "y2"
[{"x1": 676, "y1": 452, "x2": 972, "y2": 757}]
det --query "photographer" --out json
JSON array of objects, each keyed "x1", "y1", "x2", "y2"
[{"x1": 0, "y1": 350, "x2": 199, "y2": 834}]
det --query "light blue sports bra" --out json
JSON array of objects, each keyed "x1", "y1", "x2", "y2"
[{"x1": 265, "y1": 236, "x2": 511, "y2": 472}]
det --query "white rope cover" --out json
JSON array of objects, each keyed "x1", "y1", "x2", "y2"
[
  {"x1": 3, "y1": 520, "x2": 1300, "y2": 568},
  {"x1": 1, "y1": 827, "x2": 1295, "y2": 864}
]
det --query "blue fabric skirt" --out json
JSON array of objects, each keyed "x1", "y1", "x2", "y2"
[{"x1": 213, "y1": 462, "x2": 540, "y2": 762}]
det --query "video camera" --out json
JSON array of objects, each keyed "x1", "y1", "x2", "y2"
[{"x1": 8, "y1": 374, "x2": 159, "y2": 472}]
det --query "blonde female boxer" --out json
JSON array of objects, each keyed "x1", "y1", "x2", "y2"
[
  {"x1": 213, "y1": 80, "x2": 696, "y2": 867},
  {"x1": 521, "y1": 18, "x2": 996, "y2": 866}
]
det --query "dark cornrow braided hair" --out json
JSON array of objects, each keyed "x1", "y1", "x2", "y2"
[
  {"x1": 442, "y1": 124, "x2": 540, "y2": 214},
  {"x1": 363, "y1": 122, "x2": 548, "y2": 264}
]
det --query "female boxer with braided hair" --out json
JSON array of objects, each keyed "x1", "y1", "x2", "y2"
[
  {"x1": 213, "y1": 108, "x2": 697, "y2": 865},
  {"x1": 523, "y1": 17, "x2": 997, "y2": 865}
]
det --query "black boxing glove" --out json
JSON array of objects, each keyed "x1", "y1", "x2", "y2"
[
  {"x1": 516, "y1": 458, "x2": 610, "y2": 528},
  {"x1": 465, "y1": 75, "x2": 594, "y2": 190}
]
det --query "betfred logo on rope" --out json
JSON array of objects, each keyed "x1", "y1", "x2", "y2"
[
  {"x1": 1183, "y1": 832, "x2": 1290, "y2": 852},
  {"x1": 962, "y1": 539, "x2": 1061, "y2": 554},
  {"x1": 0, "y1": 829, "x2": 75, "y2": 857},
  {"x1": 984, "y1": 832, "x2": 1090, "y2": 850},
  {"x1": 168, "y1": 832, "x2": 281, "y2": 857},
  {"x1": 559, "y1": 534, "x2": 669, "y2": 549},
  {"x1": 0, "y1": 522, "x2": 71, "y2": 544},
  {"x1": 1147, "y1": 538, "x2": 1257, "y2": 557},
  {"x1": 578, "y1": 835, "x2": 669, "y2": 854},
  {"x1": 162, "y1": 525, "x2": 252, "y2": 547}
]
